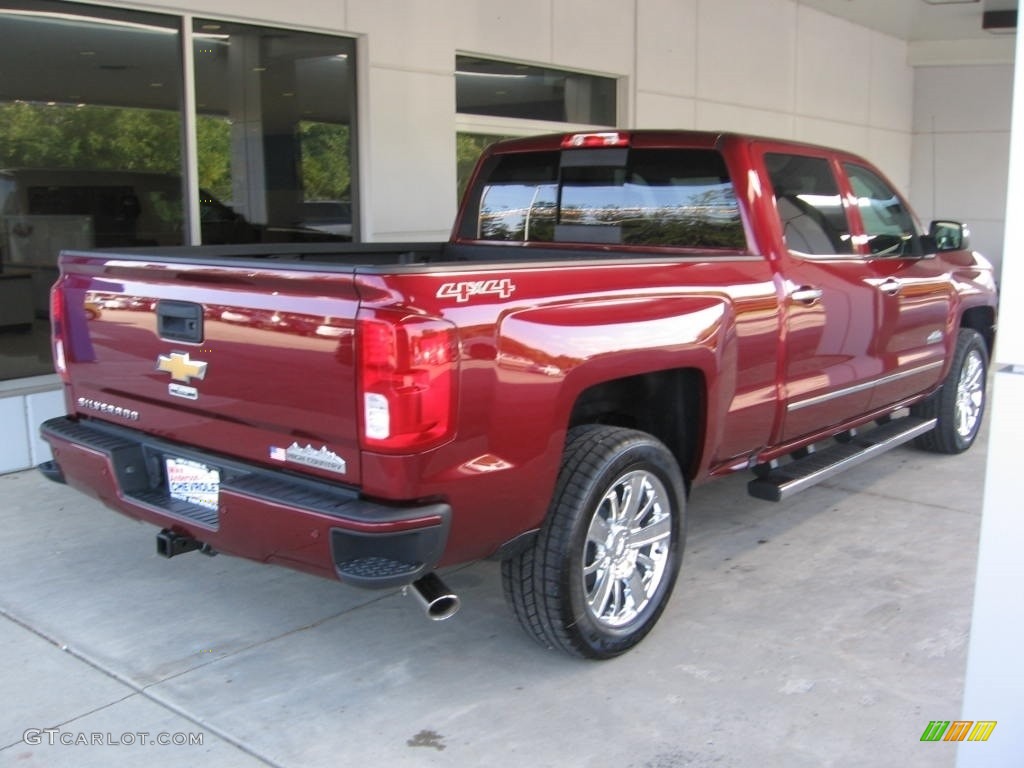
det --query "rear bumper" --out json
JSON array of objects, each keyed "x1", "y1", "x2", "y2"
[{"x1": 39, "y1": 416, "x2": 450, "y2": 589}]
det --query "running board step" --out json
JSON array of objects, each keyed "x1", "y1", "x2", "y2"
[{"x1": 747, "y1": 416, "x2": 937, "y2": 502}]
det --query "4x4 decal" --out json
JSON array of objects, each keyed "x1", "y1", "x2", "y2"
[{"x1": 436, "y1": 278, "x2": 516, "y2": 303}]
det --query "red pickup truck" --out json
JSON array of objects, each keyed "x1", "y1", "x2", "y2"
[{"x1": 39, "y1": 131, "x2": 997, "y2": 659}]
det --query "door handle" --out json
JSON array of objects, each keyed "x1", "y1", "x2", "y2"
[
  {"x1": 790, "y1": 286, "x2": 823, "y2": 304},
  {"x1": 878, "y1": 277, "x2": 901, "y2": 296}
]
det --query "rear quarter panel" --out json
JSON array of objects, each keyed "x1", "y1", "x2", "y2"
[{"x1": 356, "y1": 256, "x2": 779, "y2": 563}]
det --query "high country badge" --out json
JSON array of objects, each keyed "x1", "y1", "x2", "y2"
[{"x1": 269, "y1": 443, "x2": 348, "y2": 475}]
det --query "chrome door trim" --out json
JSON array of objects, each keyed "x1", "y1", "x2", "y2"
[{"x1": 787, "y1": 360, "x2": 944, "y2": 412}]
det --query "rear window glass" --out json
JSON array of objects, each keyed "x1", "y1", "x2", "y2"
[{"x1": 469, "y1": 148, "x2": 745, "y2": 250}]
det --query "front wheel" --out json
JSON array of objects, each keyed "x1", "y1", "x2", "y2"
[
  {"x1": 912, "y1": 328, "x2": 988, "y2": 454},
  {"x1": 502, "y1": 426, "x2": 686, "y2": 659}
]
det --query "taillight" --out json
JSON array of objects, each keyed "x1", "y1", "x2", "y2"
[
  {"x1": 50, "y1": 285, "x2": 69, "y2": 383},
  {"x1": 357, "y1": 309, "x2": 458, "y2": 453},
  {"x1": 562, "y1": 131, "x2": 630, "y2": 149}
]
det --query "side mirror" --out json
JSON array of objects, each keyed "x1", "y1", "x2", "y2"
[{"x1": 924, "y1": 220, "x2": 971, "y2": 253}]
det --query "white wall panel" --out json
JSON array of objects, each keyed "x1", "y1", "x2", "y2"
[
  {"x1": 911, "y1": 64, "x2": 1011, "y2": 277},
  {"x1": 795, "y1": 117, "x2": 869, "y2": 157},
  {"x1": 696, "y1": 0, "x2": 796, "y2": 114},
  {"x1": 176, "y1": 0, "x2": 348, "y2": 31},
  {"x1": 867, "y1": 127, "x2": 913, "y2": 193},
  {"x1": 933, "y1": 132, "x2": 1011, "y2": 224},
  {"x1": 552, "y1": 0, "x2": 634, "y2": 76},
  {"x1": 27, "y1": 389, "x2": 64, "y2": 466},
  {"x1": 909, "y1": 131, "x2": 935, "y2": 221},
  {"x1": 635, "y1": 93, "x2": 696, "y2": 130},
  {"x1": 636, "y1": 0, "x2": 698, "y2": 99},
  {"x1": 0, "y1": 397, "x2": 31, "y2": 475},
  {"x1": 349, "y1": 0, "x2": 456, "y2": 71},
  {"x1": 695, "y1": 101, "x2": 795, "y2": 140},
  {"x1": 868, "y1": 32, "x2": 914, "y2": 133},
  {"x1": 795, "y1": 7, "x2": 871, "y2": 126},
  {"x1": 364, "y1": 68, "x2": 457, "y2": 240},
  {"x1": 453, "y1": 0, "x2": 553, "y2": 64},
  {"x1": 913, "y1": 65, "x2": 1013, "y2": 135}
]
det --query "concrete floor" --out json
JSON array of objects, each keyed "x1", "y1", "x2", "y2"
[{"x1": 0, "y1": 423, "x2": 987, "y2": 768}]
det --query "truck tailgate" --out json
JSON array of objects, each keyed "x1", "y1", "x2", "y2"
[{"x1": 55, "y1": 252, "x2": 363, "y2": 485}]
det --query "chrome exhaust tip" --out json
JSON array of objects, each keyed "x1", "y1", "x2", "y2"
[{"x1": 409, "y1": 572, "x2": 460, "y2": 621}]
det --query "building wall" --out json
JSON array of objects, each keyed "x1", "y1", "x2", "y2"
[
  {"x1": 910, "y1": 64, "x2": 1013, "y2": 278},
  {"x1": 3, "y1": 0, "x2": 994, "y2": 474},
  {"x1": 148, "y1": 0, "x2": 916, "y2": 241},
  {"x1": 0, "y1": 378, "x2": 65, "y2": 473}
]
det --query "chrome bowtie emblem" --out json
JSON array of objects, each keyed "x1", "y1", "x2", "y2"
[{"x1": 157, "y1": 352, "x2": 208, "y2": 384}]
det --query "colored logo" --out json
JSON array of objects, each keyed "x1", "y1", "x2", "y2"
[
  {"x1": 920, "y1": 720, "x2": 996, "y2": 742},
  {"x1": 157, "y1": 352, "x2": 208, "y2": 384},
  {"x1": 268, "y1": 442, "x2": 347, "y2": 475}
]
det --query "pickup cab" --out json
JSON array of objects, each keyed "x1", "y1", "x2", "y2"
[{"x1": 39, "y1": 130, "x2": 998, "y2": 659}]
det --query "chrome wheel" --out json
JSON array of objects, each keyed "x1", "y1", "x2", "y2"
[
  {"x1": 955, "y1": 349, "x2": 985, "y2": 439},
  {"x1": 912, "y1": 328, "x2": 988, "y2": 454},
  {"x1": 502, "y1": 425, "x2": 685, "y2": 658},
  {"x1": 582, "y1": 469, "x2": 673, "y2": 628}
]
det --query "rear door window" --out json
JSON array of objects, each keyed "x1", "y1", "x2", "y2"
[{"x1": 764, "y1": 152, "x2": 853, "y2": 256}]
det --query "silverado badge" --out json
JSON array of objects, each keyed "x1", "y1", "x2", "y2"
[{"x1": 157, "y1": 352, "x2": 208, "y2": 384}]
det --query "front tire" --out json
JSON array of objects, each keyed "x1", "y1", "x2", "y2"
[
  {"x1": 502, "y1": 426, "x2": 686, "y2": 659},
  {"x1": 912, "y1": 328, "x2": 988, "y2": 454}
]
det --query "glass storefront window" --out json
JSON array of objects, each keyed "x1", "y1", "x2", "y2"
[
  {"x1": 455, "y1": 56, "x2": 618, "y2": 206},
  {"x1": 0, "y1": 0, "x2": 182, "y2": 381},
  {"x1": 455, "y1": 56, "x2": 616, "y2": 125},
  {"x1": 0, "y1": 2, "x2": 358, "y2": 383},
  {"x1": 192, "y1": 19, "x2": 356, "y2": 243}
]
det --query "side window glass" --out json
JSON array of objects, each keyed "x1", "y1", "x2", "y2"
[
  {"x1": 843, "y1": 163, "x2": 919, "y2": 257},
  {"x1": 765, "y1": 153, "x2": 853, "y2": 255}
]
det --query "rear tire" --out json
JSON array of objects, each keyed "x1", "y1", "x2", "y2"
[
  {"x1": 502, "y1": 425, "x2": 686, "y2": 659},
  {"x1": 912, "y1": 328, "x2": 988, "y2": 454}
]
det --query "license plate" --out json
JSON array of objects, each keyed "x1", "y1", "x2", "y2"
[{"x1": 165, "y1": 457, "x2": 220, "y2": 511}]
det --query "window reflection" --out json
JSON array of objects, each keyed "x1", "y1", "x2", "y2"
[
  {"x1": 193, "y1": 19, "x2": 356, "y2": 243},
  {"x1": 456, "y1": 56, "x2": 616, "y2": 125},
  {"x1": 765, "y1": 153, "x2": 853, "y2": 256},
  {"x1": 475, "y1": 149, "x2": 745, "y2": 249},
  {"x1": 843, "y1": 163, "x2": 919, "y2": 257},
  {"x1": 457, "y1": 132, "x2": 517, "y2": 200},
  {"x1": 0, "y1": 1, "x2": 182, "y2": 380},
  {"x1": 0, "y1": 2, "x2": 359, "y2": 383}
]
